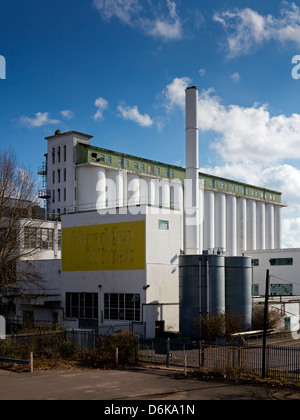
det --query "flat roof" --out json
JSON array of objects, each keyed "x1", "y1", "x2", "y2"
[{"x1": 45, "y1": 131, "x2": 93, "y2": 140}]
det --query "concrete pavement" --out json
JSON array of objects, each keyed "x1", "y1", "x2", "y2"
[{"x1": 0, "y1": 367, "x2": 299, "y2": 400}]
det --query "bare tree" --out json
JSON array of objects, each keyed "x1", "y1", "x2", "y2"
[
  {"x1": 194, "y1": 312, "x2": 246, "y2": 342},
  {"x1": 0, "y1": 148, "x2": 45, "y2": 304}
]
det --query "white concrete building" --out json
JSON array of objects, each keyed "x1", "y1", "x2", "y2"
[
  {"x1": 40, "y1": 131, "x2": 285, "y2": 257},
  {"x1": 18, "y1": 86, "x2": 287, "y2": 337}
]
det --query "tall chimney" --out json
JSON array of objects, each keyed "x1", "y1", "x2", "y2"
[{"x1": 184, "y1": 86, "x2": 200, "y2": 255}]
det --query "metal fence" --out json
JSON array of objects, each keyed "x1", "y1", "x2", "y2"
[
  {"x1": 138, "y1": 339, "x2": 300, "y2": 382},
  {"x1": 4, "y1": 330, "x2": 300, "y2": 382}
]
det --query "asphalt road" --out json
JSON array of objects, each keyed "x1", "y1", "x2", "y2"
[{"x1": 0, "y1": 367, "x2": 300, "y2": 401}]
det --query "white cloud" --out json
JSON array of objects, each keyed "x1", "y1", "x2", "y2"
[
  {"x1": 214, "y1": 2, "x2": 300, "y2": 58},
  {"x1": 230, "y1": 72, "x2": 240, "y2": 82},
  {"x1": 117, "y1": 102, "x2": 153, "y2": 127},
  {"x1": 163, "y1": 78, "x2": 300, "y2": 165},
  {"x1": 93, "y1": 97, "x2": 109, "y2": 120},
  {"x1": 20, "y1": 112, "x2": 60, "y2": 128},
  {"x1": 60, "y1": 110, "x2": 74, "y2": 119},
  {"x1": 93, "y1": 0, "x2": 183, "y2": 41},
  {"x1": 163, "y1": 77, "x2": 192, "y2": 111}
]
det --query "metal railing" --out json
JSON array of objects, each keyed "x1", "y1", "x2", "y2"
[{"x1": 138, "y1": 339, "x2": 300, "y2": 382}]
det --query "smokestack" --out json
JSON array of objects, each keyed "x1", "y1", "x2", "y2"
[{"x1": 184, "y1": 86, "x2": 200, "y2": 255}]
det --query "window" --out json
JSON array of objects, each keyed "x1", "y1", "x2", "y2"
[
  {"x1": 141, "y1": 164, "x2": 145, "y2": 171},
  {"x1": 232, "y1": 186, "x2": 235, "y2": 191},
  {"x1": 104, "y1": 293, "x2": 140, "y2": 322},
  {"x1": 64, "y1": 168, "x2": 66, "y2": 182},
  {"x1": 58, "y1": 169, "x2": 61, "y2": 183},
  {"x1": 221, "y1": 183, "x2": 224, "y2": 189},
  {"x1": 58, "y1": 189, "x2": 61, "y2": 202},
  {"x1": 52, "y1": 148, "x2": 55, "y2": 164},
  {"x1": 271, "y1": 284, "x2": 293, "y2": 296},
  {"x1": 270, "y1": 258, "x2": 293, "y2": 266},
  {"x1": 158, "y1": 220, "x2": 169, "y2": 230},
  {"x1": 134, "y1": 162, "x2": 139, "y2": 170},
  {"x1": 100, "y1": 154, "x2": 105, "y2": 162},
  {"x1": 236, "y1": 186, "x2": 239, "y2": 192},
  {"x1": 252, "y1": 259, "x2": 259, "y2": 266},
  {"x1": 209, "y1": 181, "x2": 213, "y2": 187},
  {"x1": 155, "y1": 167, "x2": 160, "y2": 175},
  {"x1": 58, "y1": 147, "x2": 61, "y2": 163},
  {"x1": 253, "y1": 284, "x2": 259, "y2": 296},
  {"x1": 58, "y1": 229, "x2": 62, "y2": 250},
  {"x1": 170, "y1": 170, "x2": 174, "y2": 178},
  {"x1": 52, "y1": 190, "x2": 55, "y2": 203},
  {"x1": 148, "y1": 166, "x2": 154, "y2": 175},
  {"x1": 66, "y1": 293, "x2": 98, "y2": 319},
  {"x1": 24, "y1": 227, "x2": 54, "y2": 250},
  {"x1": 52, "y1": 170, "x2": 55, "y2": 184},
  {"x1": 125, "y1": 160, "x2": 129, "y2": 168},
  {"x1": 118, "y1": 158, "x2": 122, "y2": 166},
  {"x1": 164, "y1": 169, "x2": 168, "y2": 177},
  {"x1": 107, "y1": 156, "x2": 112, "y2": 164},
  {"x1": 64, "y1": 188, "x2": 66, "y2": 202},
  {"x1": 64, "y1": 145, "x2": 66, "y2": 162}
]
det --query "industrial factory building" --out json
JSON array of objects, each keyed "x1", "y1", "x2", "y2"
[{"x1": 14, "y1": 86, "x2": 300, "y2": 338}]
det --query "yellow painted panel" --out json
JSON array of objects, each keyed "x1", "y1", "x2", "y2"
[{"x1": 62, "y1": 220, "x2": 145, "y2": 272}]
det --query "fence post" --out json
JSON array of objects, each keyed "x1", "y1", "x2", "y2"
[
  {"x1": 30, "y1": 352, "x2": 34, "y2": 373},
  {"x1": 115, "y1": 348, "x2": 119, "y2": 367},
  {"x1": 166, "y1": 338, "x2": 170, "y2": 368}
]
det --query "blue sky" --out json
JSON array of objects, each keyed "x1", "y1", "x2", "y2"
[{"x1": 1, "y1": 0, "x2": 300, "y2": 246}]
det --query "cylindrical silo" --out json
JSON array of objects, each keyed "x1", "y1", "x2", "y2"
[
  {"x1": 204, "y1": 190, "x2": 215, "y2": 251},
  {"x1": 266, "y1": 203, "x2": 275, "y2": 249},
  {"x1": 95, "y1": 167, "x2": 106, "y2": 211},
  {"x1": 127, "y1": 174, "x2": 140, "y2": 206},
  {"x1": 274, "y1": 205, "x2": 282, "y2": 249},
  {"x1": 256, "y1": 201, "x2": 266, "y2": 250},
  {"x1": 215, "y1": 193, "x2": 226, "y2": 252},
  {"x1": 161, "y1": 179, "x2": 170, "y2": 209},
  {"x1": 199, "y1": 179, "x2": 205, "y2": 254},
  {"x1": 238, "y1": 197, "x2": 247, "y2": 253},
  {"x1": 147, "y1": 178, "x2": 156, "y2": 206},
  {"x1": 139, "y1": 177, "x2": 148, "y2": 205},
  {"x1": 179, "y1": 254, "x2": 226, "y2": 337},
  {"x1": 225, "y1": 257, "x2": 252, "y2": 330},
  {"x1": 171, "y1": 180, "x2": 183, "y2": 211},
  {"x1": 226, "y1": 195, "x2": 237, "y2": 256},
  {"x1": 247, "y1": 200, "x2": 257, "y2": 251},
  {"x1": 179, "y1": 255, "x2": 202, "y2": 337},
  {"x1": 207, "y1": 255, "x2": 226, "y2": 315}
]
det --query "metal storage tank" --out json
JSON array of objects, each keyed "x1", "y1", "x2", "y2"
[
  {"x1": 179, "y1": 254, "x2": 226, "y2": 337},
  {"x1": 225, "y1": 257, "x2": 252, "y2": 329},
  {"x1": 207, "y1": 255, "x2": 226, "y2": 315},
  {"x1": 179, "y1": 255, "x2": 202, "y2": 337}
]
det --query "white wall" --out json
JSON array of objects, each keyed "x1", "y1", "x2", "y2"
[
  {"x1": 60, "y1": 208, "x2": 183, "y2": 338},
  {"x1": 246, "y1": 248, "x2": 300, "y2": 296}
]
